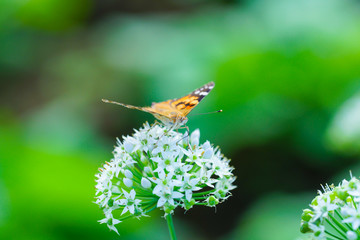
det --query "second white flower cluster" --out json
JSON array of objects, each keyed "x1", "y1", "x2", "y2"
[{"x1": 301, "y1": 176, "x2": 360, "y2": 240}]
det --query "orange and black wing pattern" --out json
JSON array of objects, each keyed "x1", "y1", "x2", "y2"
[{"x1": 151, "y1": 81, "x2": 215, "y2": 118}]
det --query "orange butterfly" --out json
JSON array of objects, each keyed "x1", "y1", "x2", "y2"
[{"x1": 102, "y1": 82, "x2": 215, "y2": 129}]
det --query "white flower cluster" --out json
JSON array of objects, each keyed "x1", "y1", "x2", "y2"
[
  {"x1": 95, "y1": 123, "x2": 236, "y2": 234},
  {"x1": 301, "y1": 176, "x2": 360, "y2": 240}
]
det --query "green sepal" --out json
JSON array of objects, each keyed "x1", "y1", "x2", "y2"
[
  {"x1": 334, "y1": 187, "x2": 348, "y2": 201},
  {"x1": 300, "y1": 221, "x2": 311, "y2": 233},
  {"x1": 301, "y1": 209, "x2": 313, "y2": 222},
  {"x1": 207, "y1": 196, "x2": 219, "y2": 206}
]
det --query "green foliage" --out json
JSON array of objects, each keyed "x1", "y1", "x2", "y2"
[{"x1": 1, "y1": 0, "x2": 360, "y2": 239}]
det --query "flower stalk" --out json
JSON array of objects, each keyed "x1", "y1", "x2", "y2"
[{"x1": 166, "y1": 214, "x2": 177, "y2": 240}]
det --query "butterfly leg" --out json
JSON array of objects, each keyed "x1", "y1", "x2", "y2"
[
  {"x1": 155, "y1": 125, "x2": 174, "y2": 146},
  {"x1": 184, "y1": 125, "x2": 191, "y2": 150},
  {"x1": 175, "y1": 125, "x2": 191, "y2": 150}
]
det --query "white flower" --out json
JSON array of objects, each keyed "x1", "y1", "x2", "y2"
[
  {"x1": 183, "y1": 147, "x2": 206, "y2": 167},
  {"x1": 156, "y1": 186, "x2": 184, "y2": 208},
  {"x1": 152, "y1": 151, "x2": 180, "y2": 173},
  {"x1": 211, "y1": 156, "x2": 233, "y2": 178},
  {"x1": 95, "y1": 123, "x2": 236, "y2": 234},
  {"x1": 98, "y1": 210, "x2": 122, "y2": 235},
  {"x1": 117, "y1": 189, "x2": 141, "y2": 215},
  {"x1": 308, "y1": 223, "x2": 325, "y2": 239},
  {"x1": 197, "y1": 168, "x2": 216, "y2": 187},
  {"x1": 152, "y1": 135, "x2": 181, "y2": 156},
  {"x1": 152, "y1": 169, "x2": 181, "y2": 197},
  {"x1": 311, "y1": 196, "x2": 338, "y2": 221},
  {"x1": 342, "y1": 206, "x2": 360, "y2": 230},
  {"x1": 179, "y1": 174, "x2": 201, "y2": 201}
]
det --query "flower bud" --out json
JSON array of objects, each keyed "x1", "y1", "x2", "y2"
[
  {"x1": 164, "y1": 202, "x2": 176, "y2": 214},
  {"x1": 141, "y1": 177, "x2": 151, "y2": 189},
  {"x1": 190, "y1": 129, "x2": 200, "y2": 146},
  {"x1": 184, "y1": 199, "x2": 196, "y2": 210},
  {"x1": 218, "y1": 189, "x2": 226, "y2": 198},
  {"x1": 124, "y1": 169, "x2": 133, "y2": 179},
  {"x1": 203, "y1": 148, "x2": 213, "y2": 159},
  {"x1": 108, "y1": 199, "x2": 114, "y2": 207},
  {"x1": 144, "y1": 166, "x2": 151, "y2": 174},
  {"x1": 347, "y1": 231, "x2": 357, "y2": 240},
  {"x1": 341, "y1": 207, "x2": 351, "y2": 216},
  {"x1": 124, "y1": 140, "x2": 135, "y2": 153},
  {"x1": 203, "y1": 141, "x2": 211, "y2": 150},
  {"x1": 123, "y1": 178, "x2": 133, "y2": 188}
]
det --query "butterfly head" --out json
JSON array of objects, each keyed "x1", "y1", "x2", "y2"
[{"x1": 174, "y1": 115, "x2": 188, "y2": 129}]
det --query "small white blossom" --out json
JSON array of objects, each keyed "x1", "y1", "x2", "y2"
[
  {"x1": 95, "y1": 123, "x2": 236, "y2": 234},
  {"x1": 179, "y1": 174, "x2": 201, "y2": 201},
  {"x1": 117, "y1": 189, "x2": 141, "y2": 215},
  {"x1": 311, "y1": 196, "x2": 338, "y2": 221},
  {"x1": 308, "y1": 223, "x2": 325, "y2": 239},
  {"x1": 342, "y1": 206, "x2": 360, "y2": 230},
  {"x1": 98, "y1": 210, "x2": 122, "y2": 235},
  {"x1": 156, "y1": 186, "x2": 184, "y2": 208}
]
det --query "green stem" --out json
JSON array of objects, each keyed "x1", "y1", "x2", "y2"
[
  {"x1": 325, "y1": 230, "x2": 344, "y2": 240},
  {"x1": 328, "y1": 213, "x2": 348, "y2": 234},
  {"x1": 334, "y1": 209, "x2": 352, "y2": 230},
  {"x1": 193, "y1": 196, "x2": 208, "y2": 200},
  {"x1": 166, "y1": 214, "x2": 177, "y2": 240},
  {"x1": 192, "y1": 189, "x2": 215, "y2": 197},
  {"x1": 351, "y1": 196, "x2": 357, "y2": 210},
  {"x1": 325, "y1": 218, "x2": 347, "y2": 239}
]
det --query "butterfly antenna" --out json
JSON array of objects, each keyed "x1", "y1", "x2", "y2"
[
  {"x1": 192, "y1": 110, "x2": 223, "y2": 116},
  {"x1": 102, "y1": 99, "x2": 126, "y2": 107}
]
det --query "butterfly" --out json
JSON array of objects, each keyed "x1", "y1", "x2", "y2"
[{"x1": 102, "y1": 82, "x2": 215, "y2": 130}]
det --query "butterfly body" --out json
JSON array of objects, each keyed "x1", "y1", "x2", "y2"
[{"x1": 102, "y1": 82, "x2": 215, "y2": 129}]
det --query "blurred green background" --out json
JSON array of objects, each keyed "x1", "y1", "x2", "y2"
[{"x1": 1, "y1": 0, "x2": 360, "y2": 239}]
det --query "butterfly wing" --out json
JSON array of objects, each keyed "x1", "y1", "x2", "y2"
[
  {"x1": 151, "y1": 81, "x2": 215, "y2": 117},
  {"x1": 102, "y1": 81, "x2": 215, "y2": 125}
]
